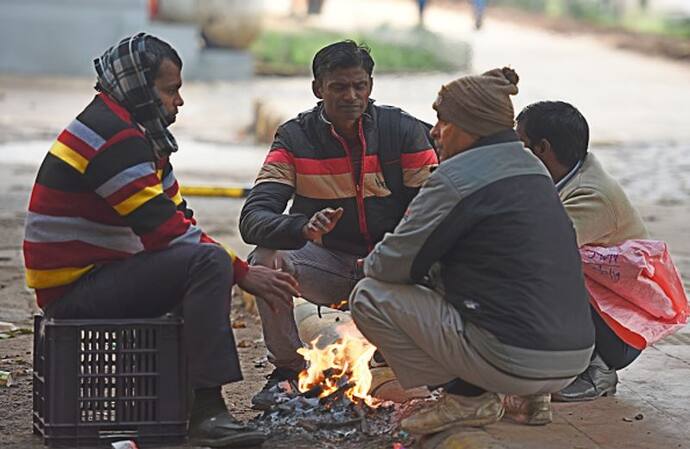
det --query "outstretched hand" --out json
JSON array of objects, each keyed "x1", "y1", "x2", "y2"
[
  {"x1": 237, "y1": 265, "x2": 300, "y2": 313},
  {"x1": 302, "y1": 207, "x2": 344, "y2": 242}
]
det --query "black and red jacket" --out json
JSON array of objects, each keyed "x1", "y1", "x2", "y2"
[{"x1": 240, "y1": 100, "x2": 437, "y2": 257}]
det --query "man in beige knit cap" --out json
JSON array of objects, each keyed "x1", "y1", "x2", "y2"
[{"x1": 350, "y1": 68, "x2": 595, "y2": 434}]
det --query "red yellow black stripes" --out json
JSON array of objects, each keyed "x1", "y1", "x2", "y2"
[{"x1": 24, "y1": 93, "x2": 247, "y2": 308}]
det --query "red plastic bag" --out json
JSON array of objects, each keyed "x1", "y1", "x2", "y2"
[{"x1": 580, "y1": 240, "x2": 689, "y2": 350}]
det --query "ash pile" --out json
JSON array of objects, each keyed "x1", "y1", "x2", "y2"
[
  {"x1": 252, "y1": 374, "x2": 430, "y2": 447},
  {"x1": 251, "y1": 303, "x2": 433, "y2": 447}
]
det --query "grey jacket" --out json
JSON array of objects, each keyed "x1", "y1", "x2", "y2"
[{"x1": 364, "y1": 131, "x2": 595, "y2": 380}]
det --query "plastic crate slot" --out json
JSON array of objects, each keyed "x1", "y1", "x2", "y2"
[{"x1": 34, "y1": 315, "x2": 188, "y2": 446}]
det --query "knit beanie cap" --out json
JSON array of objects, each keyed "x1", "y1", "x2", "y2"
[{"x1": 433, "y1": 67, "x2": 519, "y2": 137}]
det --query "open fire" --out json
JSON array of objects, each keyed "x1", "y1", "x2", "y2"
[
  {"x1": 297, "y1": 332, "x2": 381, "y2": 408},
  {"x1": 252, "y1": 303, "x2": 425, "y2": 448}
]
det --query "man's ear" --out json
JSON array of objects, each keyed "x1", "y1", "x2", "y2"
[
  {"x1": 312, "y1": 79, "x2": 323, "y2": 99},
  {"x1": 534, "y1": 138, "x2": 552, "y2": 156}
]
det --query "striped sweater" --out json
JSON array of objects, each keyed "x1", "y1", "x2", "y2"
[{"x1": 24, "y1": 93, "x2": 248, "y2": 308}]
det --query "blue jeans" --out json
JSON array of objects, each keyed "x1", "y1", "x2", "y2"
[{"x1": 249, "y1": 243, "x2": 362, "y2": 371}]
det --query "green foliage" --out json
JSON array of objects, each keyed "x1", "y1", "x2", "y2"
[
  {"x1": 491, "y1": 0, "x2": 547, "y2": 13},
  {"x1": 564, "y1": 0, "x2": 615, "y2": 24},
  {"x1": 494, "y1": 0, "x2": 616, "y2": 21},
  {"x1": 491, "y1": 0, "x2": 690, "y2": 40},
  {"x1": 250, "y1": 28, "x2": 465, "y2": 76},
  {"x1": 666, "y1": 18, "x2": 690, "y2": 39}
]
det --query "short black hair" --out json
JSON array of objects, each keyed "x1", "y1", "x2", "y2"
[
  {"x1": 143, "y1": 35, "x2": 183, "y2": 79},
  {"x1": 312, "y1": 40, "x2": 374, "y2": 81},
  {"x1": 516, "y1": 101, "x2": 589, "y2": 169}
]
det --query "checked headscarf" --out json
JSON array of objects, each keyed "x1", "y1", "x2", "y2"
[{"x1": 94, "y1": 33, "x2": 178, "y2": 157}]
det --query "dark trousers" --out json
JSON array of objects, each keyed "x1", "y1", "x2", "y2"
[
  {"x1": 44, "y1": 243, "x2": 242, "y2": 389},
  {"x1": 591, "y1": 305, "x2": 641, "y2": 370}
]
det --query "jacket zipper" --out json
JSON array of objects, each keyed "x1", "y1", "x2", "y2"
[{"x1": 330, "y1": 119, "x2": 373, "y2": 251}]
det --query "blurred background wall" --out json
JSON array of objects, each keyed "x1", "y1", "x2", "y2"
[{"x1": 0, "y1": 0, "x2": 265, "y2": 80}]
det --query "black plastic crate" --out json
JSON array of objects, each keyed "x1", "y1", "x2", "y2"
[{"x1": 33, "y1": 315, "x2": 189, "y2": 447}]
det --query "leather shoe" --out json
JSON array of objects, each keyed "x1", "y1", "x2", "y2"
[
  {"x1": 503, "y1": 393, "x2": 552, "y2": 425},
  {"x1": 189, "y1": 410, "x2": 268, "y2": 448},
  {"x1": 552, "y1": 354, "x2": 618, "y2": 402},
  {"x1": 251, "y1": 367, "x2": 300, "y2": 411},
  {"x1": 401, "y1": 392, "x2": 504, "y2": 435}
]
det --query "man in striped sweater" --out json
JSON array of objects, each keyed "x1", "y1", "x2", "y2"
[{"x1": 23, "y1": 34, "x2": 296, "y2": 447}]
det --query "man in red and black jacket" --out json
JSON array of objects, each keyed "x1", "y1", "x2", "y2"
[
  {"x1": 239, "y1": 40, "x2": 438, "y2": 409},
  {"x1": 23, "y1": 34, "x2": 296, "y2": 447}
]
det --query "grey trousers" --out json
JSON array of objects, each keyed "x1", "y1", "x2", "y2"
[
  {"x1": 44, "y1": 243, "x2": 242, "y2": 389},
  {"x1": 250, "y1": 242, "x2": 362, "y2": 371},
  {"x1": 350, "y1": 278, "x2": 574, "y2": 396}
]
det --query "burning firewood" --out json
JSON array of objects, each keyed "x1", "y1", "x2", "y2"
[
  {"x1": 250, "y1": 302, "x2": 423, "y2": 448},
  {"x1": 301, "y1": 384, "x2": 323, "y2": 399},
  {"x1": 296, "y1": 333, "x2": 380, "y2": 406},
  {"x1": 319, "y1": 380, "x2": 355, "y2": 407}
]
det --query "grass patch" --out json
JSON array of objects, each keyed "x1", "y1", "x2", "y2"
[
  {"x1": 493, "y1": 0, "x2": 690, "y2": 40},
  {"x1": 250, "y1": 27, "x2": 469, "y2": 76}
]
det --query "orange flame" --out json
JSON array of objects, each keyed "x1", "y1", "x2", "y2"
[
  {"x1": 296, "y1": 332, "x2": 381, "y2": 408},
  {"x1": 328, "y1": 299, "x2": 349, "y2": 310}
]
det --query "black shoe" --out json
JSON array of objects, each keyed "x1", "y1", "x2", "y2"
[
  {"x1": 251, "y1": 367, "x2": 300, "y2": 411},
  {"x1": 189, "y1": 410, "x2": 268, "y2": 448},
  {"x1": 552, "y1": 354, "x2": 618, "y2": 402},
  {"x1": 369, "y1": 349, "x2": 388, "y2": 368}
]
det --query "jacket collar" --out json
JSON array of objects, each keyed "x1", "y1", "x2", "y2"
[
  {"x1": 466, "y1": 129, "x2": 520, "y2": 151},
  {"x1": 556, "y1": 154, "x2": 587, "y2": 192},
  {"x1": 316, "y1": 99, "x2": 376, "y2": 133}
]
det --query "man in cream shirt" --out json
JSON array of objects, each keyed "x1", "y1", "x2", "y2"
[{"x1": 516, "y1": 100, "x2": 648, "y2": 404}]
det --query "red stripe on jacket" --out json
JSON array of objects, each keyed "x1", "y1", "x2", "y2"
[
  {"x1": 100, "y1": 128, "x2": 145, "y2": 151},
  {"x1": 36, "y1": 285, "x2": 71, "y2": 309},
  {"x1": 58, "y1": 130, "x2": 98, "y2": 159},
  {"x1": 29, "y1": 184, "x2": 126, "y2": 226},
  {"x1": 139, "y1": 212, "x2": 194, "y2": 250},
  {"x1": 264, "y1": 148, "x2": 294, "y2": 165},
  {"x1": 165, "y1": 180, "x2": 180, "y2": 199},
  {"x1": 267, "y1": 148, "x2": 435, "y2": 176},
  {"x1": 24, "y1": 240, "x2": 132, "y2": 270},
  {"x1": 233, "y1": 258, "x2": 249, "y2": 280},
  {"x1": 105, "y1": 173, "x2": 162, "y2": 206},
  {"x1": 292, "y1": 154, "x2": 383, "y2": 175},
  {"x1": 267, "y1": 148, "x2": 383, "y2": 176},
  {"x1": 401, "y1": 148, "x2": 438, "y2": 169}
]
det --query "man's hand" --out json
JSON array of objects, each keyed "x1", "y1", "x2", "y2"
[
  {"x1": 302, "y1": 207, "x2": 344, "y2": 242},
  {"x1": 237, "y1": 265, "x2": 300, "y2": 314}
]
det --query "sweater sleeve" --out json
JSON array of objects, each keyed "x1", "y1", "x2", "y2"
[
  {"x1": 85, "y1": 135, "x2": 248, "y2": 282},
  {"x1": 562, "y1": 188, "x2": 617, "y2": 247}
]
